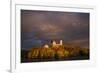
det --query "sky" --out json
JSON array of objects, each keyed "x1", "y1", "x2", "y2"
[{"x1": 21, "y1": 10, "x2": 89, "y2": 50}]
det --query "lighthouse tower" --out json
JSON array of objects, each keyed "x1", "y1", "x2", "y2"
[{"x1": 60, "y1": 40, "x2": 63, "y2": 45}]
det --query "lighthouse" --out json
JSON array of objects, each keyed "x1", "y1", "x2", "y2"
[
  {"x1": 43, "y1": 40, "x2": 63, "y2": 48},
  {"x1": 60, "y1": 40, "x2": 62, "y2": 45},
  {"x1": 52, "y1": 40, "x2": 63, "y2": 47}
]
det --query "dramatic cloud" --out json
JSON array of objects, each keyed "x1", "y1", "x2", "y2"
[{"x1": 21, "y1": 10, "x2": 89, "y2": 49}]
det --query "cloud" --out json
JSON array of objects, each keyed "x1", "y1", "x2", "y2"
[
  {"x1": 67, "y1": 38, "x2": 89, "y2": 48},
  {"x1": 21, "y1": 10, "x2": 89, "y2": 49}
]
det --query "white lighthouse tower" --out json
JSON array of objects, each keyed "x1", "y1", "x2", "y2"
[{"x1": 60, "y1": 40, "x2": 63, "y2": 45}]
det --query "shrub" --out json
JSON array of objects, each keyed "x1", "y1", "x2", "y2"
[
  {"x1": 39, "y1": 48, "x2": 55, "y2": 59},
  {"x1": 28, "y1": 49, "x2": 39, "y2": 59}
]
